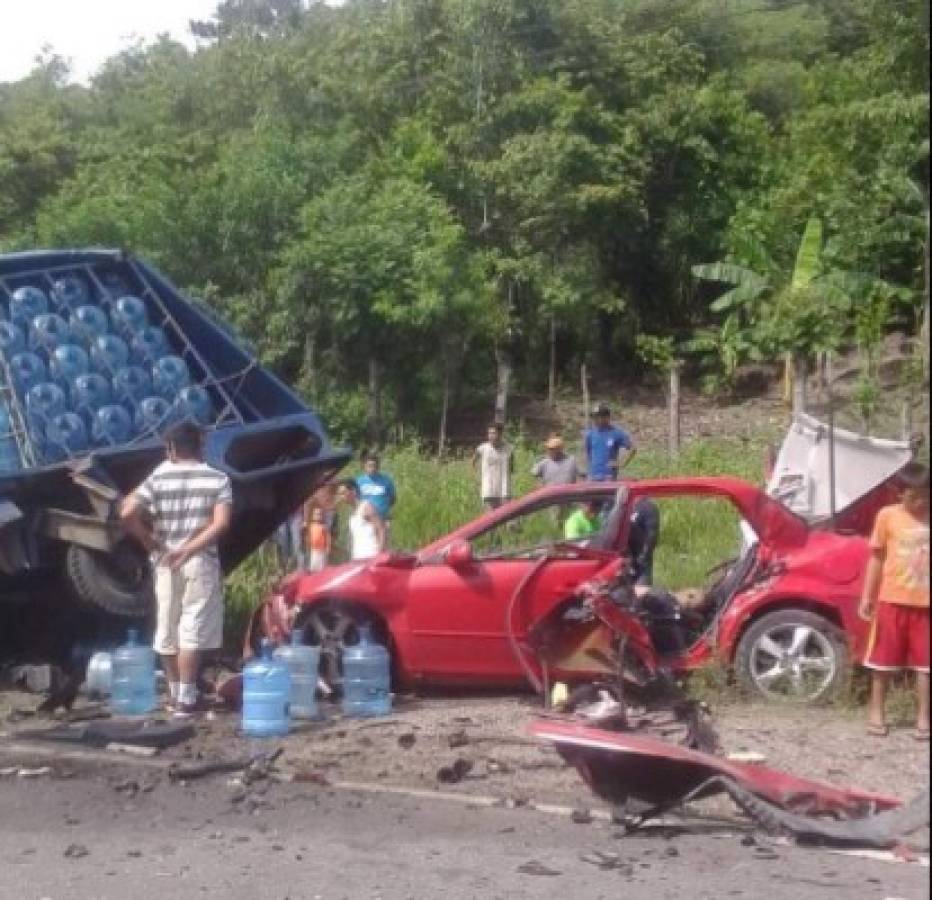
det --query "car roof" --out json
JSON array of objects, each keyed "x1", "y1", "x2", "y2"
[{"x1": 420, "y1": 476, "x2": 809, "y2": 556}]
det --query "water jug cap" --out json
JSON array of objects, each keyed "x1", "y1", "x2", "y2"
[{"x1": 260, "y1": 638, "x2": 275, "y2": 659}]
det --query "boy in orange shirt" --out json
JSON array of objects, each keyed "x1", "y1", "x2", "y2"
[{"x1": 859, "y1": 462, "x2": 930, "y2": 738}]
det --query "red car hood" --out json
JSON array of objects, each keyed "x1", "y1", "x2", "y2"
[{"x1": 283, "y1": 552, "x2": 416, "y2": 603}]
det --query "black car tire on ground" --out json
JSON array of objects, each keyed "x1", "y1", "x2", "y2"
[
  {"x1": 65, "y1": 542, "x2": 153, "y2": 619},
  {"x1": 735, "y1": 608, "x2": 849, "y2": 704}
]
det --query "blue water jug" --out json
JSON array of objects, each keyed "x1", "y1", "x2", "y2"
[
  {"x1": 49, "y1": 344, "x2": 90, "y2": 389},
  {"x1": 242, "y1": 639, "x2": 291, "y2": 737},
  {"x1": 174, "y1": 384, "x2": 213, "y2": 426},
  {"x1": 134, "y1": 396, "x2": 175, "y2": 436},
  {"x1": 9, "y1": 351, "x2": 47, "y2": 397},
  {"x1": 341, "y1": 623, "x2": 391, "y2": 718},
  {"x1": 110, "y1": 628, "x2": 156, "y2": 716},
  {"x1": 0, "y1": 403, "x2": 22, "y2": 474},
  {"x1": 70, "y1": 305, "x2": 110, "y2": 346},
  {"x1": 9, "y1": 286, "x2": 48, "y2": 330},
  {"x1": 274, "y1": 631, "x2": 321, "y2": 720},
  {"x1": 110, "y1": 295, "x2": 149, "y2": 339},
  {"x1": 92, "y1": 404, "x2": 134, "y2": 447},
  {"x1": 8, "y1": 352, "x2": 46, "y2": 397},
  {"x1": 46, "y1": 412, "x2": 89, "y2": 459},
  {"x1": 90, "y1": 334, "x2": 130, "y2": 374},
  {"x1": 50, "y1": 276, "x2": 89, "y2": 313},
  {"x1": 152, "y1": 355, "x2": 190, "y2": 399},
  {"x1": 131, "y1": 326, "x2": 172, "y2": 365},
  {"x1": 29, "y1": 313, "x2": 71, "y2": 355},
  {"x1": 112, "y1": 366, "x2": 152, "y2": 410},
  {"x1": 71, "y1": 372, "x2": 112, "y2": 422},
  {"x1": 25, "y1": 382, "x2": 67, "y2": 440},
  {"x1": 0, "y1": 321, "x2": 25, "y2": 360}
]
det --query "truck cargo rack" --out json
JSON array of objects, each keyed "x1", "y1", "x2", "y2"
[{"x1": 0, "y1": 255, "x2": 258, "y2": 467}]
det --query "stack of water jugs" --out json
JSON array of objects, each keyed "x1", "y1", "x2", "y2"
[
  {"x1": 0, "y1": 273, "x2": 215, "y2": 473},
  {"x1": 242, "y1": 624, "x2": 391, "y2": 736},
  {"x1": 98, "y1": 624, "x2": 391, "y2": 729}
]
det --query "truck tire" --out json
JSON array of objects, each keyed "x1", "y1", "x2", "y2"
[
  {"x1": 735, "y1": 608, "x2": 849, "y2": 704},
  {"x1": 65, "y1": 542, "x2": 153, "y2": 619}
]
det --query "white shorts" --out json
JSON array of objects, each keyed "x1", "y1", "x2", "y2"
[
  {"x1": 308, "y1": 549, "x2": 328, "y2": 572},
  {"x1": 153, "y1": 554, "x2": 223, "y2": 654}
]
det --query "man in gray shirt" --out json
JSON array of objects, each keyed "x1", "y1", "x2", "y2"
[{"x1": 532, "y1": 435, "x2": 578, "y2": 487}]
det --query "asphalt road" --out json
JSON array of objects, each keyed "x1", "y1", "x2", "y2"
[{"x1": 0, "y1": 756, "x2": 927, "y2": 900}]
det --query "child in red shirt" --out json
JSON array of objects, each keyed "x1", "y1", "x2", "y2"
[{"x1": 859, "y1": 462, "x2": 929, "y2": 738}]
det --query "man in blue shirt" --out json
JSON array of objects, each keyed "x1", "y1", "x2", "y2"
[
  {"x1": 584, "y1": 403, "x2": 636, "y2": 481},
  {"x1": 355, "y1": 452, "x2": 397, "y2": 532}
]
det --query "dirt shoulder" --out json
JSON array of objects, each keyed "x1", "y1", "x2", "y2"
[{"x1": 3, "y1": 690, "x2": 927, "y2": 812}]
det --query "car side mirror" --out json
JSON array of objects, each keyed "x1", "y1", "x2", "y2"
[{"x1": 445, "y1": 540, "x2": 474, "y2": 568}]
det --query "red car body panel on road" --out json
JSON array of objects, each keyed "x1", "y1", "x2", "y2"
[{"x1": 247, "y1": 476, "x2": 876, "y2": 694}]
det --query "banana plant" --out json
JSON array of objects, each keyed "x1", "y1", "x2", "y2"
[{"x1": 691, "y1": 217, "x2": 878, "y2": 404}]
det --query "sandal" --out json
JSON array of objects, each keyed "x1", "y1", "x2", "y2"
[{"x1": 867, "y1": 724, "x2": 889, "y2": 737}]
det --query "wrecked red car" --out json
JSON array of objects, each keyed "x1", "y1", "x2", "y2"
[{"x1": 247, "y1": 469, "x2": 895, "y2": 704}]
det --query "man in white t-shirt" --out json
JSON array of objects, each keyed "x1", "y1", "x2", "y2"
[
  {"x1": 337, "y1": 478, "x2": 386, "y2": 560},
  {"x1": 473, "y1": 423, "x2": 514, "y2": 510}
]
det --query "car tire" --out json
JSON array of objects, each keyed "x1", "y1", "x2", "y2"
[
  {"x1": 735, "y1": 608, "x2": 849, "y2": 704},
  {"x1": 65, "y1": 542, "x2": 153, "y2": 619},
  {"x1": 296, "y1": 601, "x2": 386, "y2": 699}
]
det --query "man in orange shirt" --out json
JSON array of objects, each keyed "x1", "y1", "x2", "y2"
[{"x1": 859, "y1": 462, "x2": 929, "y2": 739}]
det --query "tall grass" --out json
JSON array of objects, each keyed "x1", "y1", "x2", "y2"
[{"x1": 223, "y1": 437, "x2": 767, "y2": 650}]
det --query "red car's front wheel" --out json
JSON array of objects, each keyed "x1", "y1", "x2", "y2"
[{"x1": 295, "y1": 601, "x2": 385, "y2": 697}]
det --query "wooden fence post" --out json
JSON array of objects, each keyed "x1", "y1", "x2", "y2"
[
  {"x1": 668, "y1": 363, "x2": 682, "y2": 456},
  {"x1": 901, "y1": 400, "x2": 913, "y2": 443}
]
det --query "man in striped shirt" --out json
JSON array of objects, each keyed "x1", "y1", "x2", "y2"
[{"x1": 121, "y1": 421, "x2": 233, "y2": 717}]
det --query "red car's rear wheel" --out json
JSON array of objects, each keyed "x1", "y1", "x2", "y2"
[{"x1": 735, "y1": 609, "x2": 849, "y2": 704}]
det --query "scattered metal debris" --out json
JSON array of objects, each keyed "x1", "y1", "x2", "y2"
[
  {"x1": 533, "y1": 721, "x2": 930, "y2": 851},
  {"x1": 168, "y1": 748, "x2": 283, "y2": 784}
]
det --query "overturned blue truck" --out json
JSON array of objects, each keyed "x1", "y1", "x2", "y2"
[{"x1": 0, "y1": 248, "x2": 348, "y2": 635}]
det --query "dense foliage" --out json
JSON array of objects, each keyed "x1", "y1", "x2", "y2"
[{"x1": 1, "y1": 0, "x2": 928, "y2": 444}]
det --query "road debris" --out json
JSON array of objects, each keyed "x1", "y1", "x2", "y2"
[
  {"x1": 579, "y1": 850, "x2": 631, "y2": 872},
  {"x1": 106, "y1": 743, "x2": 159, "y2": 757},
  {"x1": 534, "y1": 720, "x2": 929, "y2": 851},
  {"x1": 0, "y1": 765, "x2": 52, "y2": 778},
  {"x1": 516, "y1": 860, "x2": 561, "y2": 877},
  {"x1": 446, "y1": 731, "x2": 470, "y2": 749},
  {"x1": 436, "y1": 758, "x2": 474, "y2": 784},
  {"x1": 17, "y1": 718, "x2": 194, "y2": 750},
  {"x1": 168, "y1": 748, "x2": 283, "y2": 784},
  {"x1": 63, "y1": 843, "x2": 89, "y2": 859},
  {"x1": 397, "y1": 733, "x2": 416, "y2": 750}
]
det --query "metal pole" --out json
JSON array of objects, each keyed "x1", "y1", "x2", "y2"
[{"x1": 827, "y1": 356, "x2": 836, "y2": 527}]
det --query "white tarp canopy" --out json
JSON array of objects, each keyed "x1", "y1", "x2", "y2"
[{"x1": 767, "y1": 412, "x2": 912, "y2": 522}]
